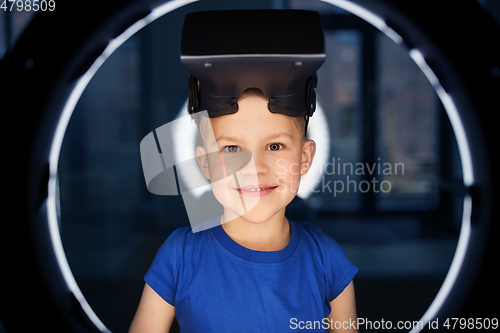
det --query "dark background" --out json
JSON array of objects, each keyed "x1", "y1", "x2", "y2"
[{"x1": 1, "y1": 1, "x2": 499, "y2": 332}]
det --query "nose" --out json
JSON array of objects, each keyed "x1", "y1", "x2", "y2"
[{"x1": 238, "y1": 149, "x2": 270, "y2": 177}]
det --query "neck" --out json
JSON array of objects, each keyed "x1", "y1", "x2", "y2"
[{"x1": 220, "y1": 209, "x2": 291, "y2": 252}]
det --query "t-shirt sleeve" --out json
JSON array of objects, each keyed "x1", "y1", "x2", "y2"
[
  {"x1": 144, "y1": 228, "x2": 187, "y2": 306},
  {"x1": 326, "y1": 242, "x2": 358, "y2": 302},
  {"x1": 314, "y1": 227, "x2": 358, "y2": 302}
]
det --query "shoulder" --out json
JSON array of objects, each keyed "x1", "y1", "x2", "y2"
[
  {"x1": 156, "y1": 226, "x2": 191, "y2": 253},
  {"x1": 156, "y1": 224, "x2": 212, "y2": 257},
  {"x1": 145, "y1": 226, "x2": 201, "y2": 306},
  {"x1": 294, "y1": 221, "x2": 345, "y2": 254},
  {"x1": 149, "y1": 227, "x2": 191, "y2": 273},
  {"x1": 293, "y1": 221, "x2": 358, "y2": 300},
  {"x1": 145, "y1": 225, "x2": 213, "y2": 288}
]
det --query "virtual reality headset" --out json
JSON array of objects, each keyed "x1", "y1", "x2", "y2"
[{"x1": 180, "y1": 9, "x2": 326, "y2": 119}]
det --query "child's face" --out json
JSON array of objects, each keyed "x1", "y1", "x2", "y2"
[{"x1": 196, "y1": 93, "x2": 316, "y2": 224}]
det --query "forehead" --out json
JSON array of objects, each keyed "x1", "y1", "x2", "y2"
[{"x1": 209, "y1": 94, "x2": 301, "y2": 140}]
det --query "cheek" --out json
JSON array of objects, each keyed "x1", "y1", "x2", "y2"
[
  {"x1": 210, "y1": 178, "x2": 238, "y2": 211},
  {"x1": 273, "y1": 156, "x2": 301, "y2": 178},
  {"x1": 272, "y1": 157, "x2": 302, "y2": 192},
  {"x1": 289, "y1": 162, "x2": 301, "y2": 176},
  {"x1": 206, "y1": 153, "x2": 225, "y2": 180},
  {"x1": 209, "y1": 174, "x2": 235, "y2": 204}
]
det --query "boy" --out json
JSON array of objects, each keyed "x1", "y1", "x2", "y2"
[{"x1": 131, "y1": 10, "x2": 358, "y2": 333}]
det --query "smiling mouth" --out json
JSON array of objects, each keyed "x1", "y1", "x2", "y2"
[
  {"x1": 239, "y1": 187, "x2": 275, "y2": 192},
  {"x1": 235, "y1": 185, "x2": 278, "y2": 197}
]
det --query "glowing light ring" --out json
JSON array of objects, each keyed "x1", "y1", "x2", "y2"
[
  {"x1": 45, "y1": 0, "x2": 478, "y2": 332},
  {"x1": 47, "y1": 1, "x2": 198, "y2": 331},
  {"x1": 319, "y1": 1, "x2": 474, "y2": 331}
]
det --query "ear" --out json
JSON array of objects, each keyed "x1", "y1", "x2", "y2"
[
  {"x1": 196, "y1": 145, "x2": 211, "y2": 180},
  {"x1": 300, "y1": 139, "x2": 316, "y2": 175}
]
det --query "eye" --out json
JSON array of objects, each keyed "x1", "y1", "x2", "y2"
[
  {"x1": 267, "y1": 143, "x2": 284, "y2": 151},
  {"x1": 222, "y1": 145, "x2": 241, "y2": 153}
]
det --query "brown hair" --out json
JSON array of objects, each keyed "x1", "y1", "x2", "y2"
[
  {"x1": 194, "y1": 87, "x2": 307, "y2": 141},
  {"x1": 241, "y1": 88, "x2": 307, "y2": 140}
]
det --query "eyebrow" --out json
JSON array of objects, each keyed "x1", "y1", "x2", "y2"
[
  {"x1": 214, "y1": 135, "x2": 240, "y2": 143},
  {"x1": 215, "y1": 132, "x2": 294, "y2": 143}
]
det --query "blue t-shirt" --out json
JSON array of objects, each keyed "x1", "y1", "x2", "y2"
[{"x1": 144, "y1": 218, "x2": 358, "y2": 332}]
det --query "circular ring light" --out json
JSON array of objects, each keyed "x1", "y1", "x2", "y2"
[
  {"x1": 318, "y1": 1, "x2": 475, "y2": 329},
  {"x1": 2, "y1": 0, "x2": 497, "y2": 332}
]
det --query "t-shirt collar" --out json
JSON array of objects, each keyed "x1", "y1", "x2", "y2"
[{"x1": 211, "y1": 217, "x2": 300, "y2": 263}]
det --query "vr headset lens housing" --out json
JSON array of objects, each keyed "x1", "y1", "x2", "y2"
[{"x1": 180, "y1": 10, "x2": 326, "y2": 119}]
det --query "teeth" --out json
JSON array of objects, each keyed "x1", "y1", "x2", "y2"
[{"x1": 241, "y1": 188, "x2": 269, "y2": 191}]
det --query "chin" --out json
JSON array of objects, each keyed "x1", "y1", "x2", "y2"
[
  {"x1": 224, "y1": 202, "x2": 287, "y2": 225},
  {"x1": 219, "y1": 186, "x2": 296, "y2": 224}
]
